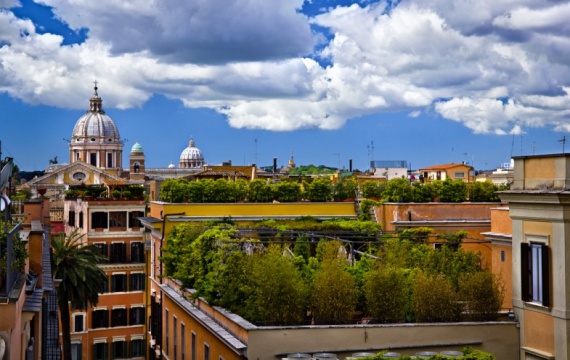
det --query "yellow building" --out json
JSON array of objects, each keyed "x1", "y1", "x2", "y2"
[{"x1": 499, "y1": 153, "x2": 570, "y2": 359}]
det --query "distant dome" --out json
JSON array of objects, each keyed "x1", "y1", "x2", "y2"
[
  {"x1": 168, "y1": 162, "x2": 175, "y2": 169},
  {"x1": 69, "y1": 84, "x2": 123, "y2": 169},
  {"x1": 131, "y1": 141, "x2": 144, "y2": 153},
  {"x1": 179, "y1": 138, "x2": 205, "y2": 169},
  {"x1": 71, "y1": 85, "x2": 120, "y2": 142}
]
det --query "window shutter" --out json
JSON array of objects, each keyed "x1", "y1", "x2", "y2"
[
  {"x1": 542, "y1": 244, "x2": 550, "y2": 307},
  {"x1": 521, "y1": 243, "x2": 530, "y2": 302}
]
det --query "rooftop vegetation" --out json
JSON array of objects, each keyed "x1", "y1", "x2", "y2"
[
  {"x1": 159, "y1": 177, "x2": 506, "y2": 204},
  {"x1": 362, "y1": 178, "x2": 508, "y2": 203},
  {"x1": 366, "y1": 347, "x2": 495, "y2": 359},
  {"x1": 161, "y1": 219, "x2": 504, "y2": 326},
  {"x1": 63, "y1": 184, "x2": 145, "y2": 200}
]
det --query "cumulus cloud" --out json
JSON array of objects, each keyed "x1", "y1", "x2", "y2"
[
  {"x1": 0, "y1": 0, "x2": 570, "y2": 135},
  {"x1": 37, "y1": 0, "x2": 316, "y2": 64}
]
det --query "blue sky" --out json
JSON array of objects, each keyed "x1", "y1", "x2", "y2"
[{"x1": 1, "y1": 0, "x2": 570, "y2": 171}]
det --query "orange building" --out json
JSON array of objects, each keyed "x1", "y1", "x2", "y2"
[
  {"x1": 374, "y1": 202, "x2": 499, "y2": 268},
  {"x1": 418, "y1": 163, "x2": 475, "y2": 183},
  {"x1": 0, "y1": 197, "x2": 61, "y2": 359},
  {"x1": 63, "y1": 197, "x2": 147, "y2": 359}
]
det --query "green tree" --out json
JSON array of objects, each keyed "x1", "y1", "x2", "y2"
[
  {"x1": 247, "y1": 245, "x2": 308, "y2": 325},
  {"x1": 51, "y1": 229, "x2": 107, "y2": 360},
  {"x1": 248, "y1": 179, "x2": 272, "y2": 202},
  {"x1": 310, "y1": 241, "x2": 358, "y2": 324},
  {"x1": 273, "y1": 181, "x2": 302, "y2": 202},
  {"x1": 361, "y1": 180, "x2": 383, "y2": 199},
  {"x1": 411, "y1": 182, "x2": 437, "y2": 202},
  {"x1": 459, "y1": 272, "x2": 505, "y2": 321},
  {"x1": 333, "y1": 177, "x2": 358, "y2": 201},
  {"x1": 382, "y1": 178, "x2": 413, "y2": 202},
  {"x1": 412, "y1": 272, "x2": 461, "y2": 322},
  {"x1": 468, "y1": 181, "x2": 500, "y2": 202},
  {"x1": 364, "y1": 267, "x2": 410, "y2": 323},
  {"x1": 186, "y1": 180, "x2": 205, "y2": 202},
  {"x1": 306, "y1": 178, "x2": 332, "y2": 202},
  {"x1": 439, "y1": 179, "x2": 467, "y2": 202}
]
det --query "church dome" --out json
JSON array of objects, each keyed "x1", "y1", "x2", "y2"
[
  {"x1": 131, "y1": 141, "x2": 144, "y2": 153},
  {"x1": 71, "y1": 85, "x2": 120, "y2": 142},
  {"x1": 179, "y1": 138, "x2": 205, "y2": 169},
  {"x1": 69, "y1": 84, "x2": 123, "y2": 169}
]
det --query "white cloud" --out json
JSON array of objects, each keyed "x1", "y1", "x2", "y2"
[{"x1": 0, "y1": 0, "x2": 570, "y2": 135}]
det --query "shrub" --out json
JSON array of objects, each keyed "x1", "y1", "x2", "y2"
[
  {"x1": 310, "y1": 241, "x2": 358, "y2": 324},
  {"x1": 364, "y1": 267, "x2": 410, "y2": 323},
  {"x1": 459, "y1": 272, "x2": 505, "y2": 321},
  {"x1": 412, "y1": 272, "x2": 461, "y2": 322}
]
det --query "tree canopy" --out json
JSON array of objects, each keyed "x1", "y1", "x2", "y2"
[{"x1": 161, "y1": 220, "x2": 503, "y2": 326}]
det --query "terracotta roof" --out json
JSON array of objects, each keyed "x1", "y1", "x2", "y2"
[{"x1": 419, "y1": 163, "x2": 472, "y2": 171}]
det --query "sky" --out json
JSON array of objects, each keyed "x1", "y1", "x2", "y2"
[{"x1": 1, "y1": 0, "x2": 570, "y2": 171}]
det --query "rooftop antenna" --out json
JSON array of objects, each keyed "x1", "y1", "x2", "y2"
[
  {"x1": 254, "y1": 138, "x2": 258, "y2": 166},
  {"x1": 367, "y1": 141, "x2": 375, "y2": 165},
  {"x1": 532, "y1": 142, "x2": 536, "y2": 155},
  {"x1": 560, "y1": 136, "x2": 566, "y2": 154}
]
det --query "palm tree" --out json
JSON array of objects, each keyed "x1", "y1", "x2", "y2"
[{"x1": 52, "y1": 229, "x2": 107, "y2": 360}]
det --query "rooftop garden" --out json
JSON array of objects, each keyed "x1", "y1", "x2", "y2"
[
  {"x1": 159, "y1": 177, "x2": 507, "y2": 205},
  {"x1": 63, "y1": 184, "x2": 146, "y2": 200},
  {"x1": 161, "y1": 218, "x2": 504, "y2": 326}
]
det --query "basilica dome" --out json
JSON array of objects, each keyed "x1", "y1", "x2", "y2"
[
  {"x1": 71, "y1": 86, "x2": 120, "y2": 142},
  {"x1": 179, "y1": 138, "x2": 205, "y2": 169},
  {"x1": 69, "y1": 84, "x2": 123, "y2": 169}
]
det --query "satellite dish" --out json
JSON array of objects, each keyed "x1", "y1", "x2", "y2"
[{"x1": 0, "y1": 194, "x2": 10, "y2": 211}]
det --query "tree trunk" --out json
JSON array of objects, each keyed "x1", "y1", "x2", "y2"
[{"x1": 58, "y1": 297, "x2": 72, "y2": 360}]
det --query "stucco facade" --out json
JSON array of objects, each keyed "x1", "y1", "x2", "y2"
[{"x1": 499, "y1": 153, "x2": 570, "y2": 360}]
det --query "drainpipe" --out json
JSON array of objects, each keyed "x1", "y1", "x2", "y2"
[{"x1": 160, "y1": 212, "x2": 185, "y2": 284}]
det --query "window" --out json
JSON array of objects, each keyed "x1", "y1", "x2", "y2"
[
  {"x1": 204, "y1": 344, "x2": 210, "y2": 360},
  {"x1": 129, "y1": 211, "x2": 144, "y2": 228},
  {"x1": 73, "y1": 171, "x2": 86, "y2": 181},
  {"x1": 131, "y1": 242, "x2": 144, "y2": 262},
  {"x1": 501, "y1": 250, "x2": 505, "y2": 262},
  {"x1": 111, "y1": 308, "x2": 127, "y2": 327},
  {"x1": 90, "y1": 153, "x2": 97, "y2": 166},
  {"x1": 79, "y1": 211, "x2": 84, "y2": 228},
  {"x1": 174, "y1": 317, "x2": 178, "y2": 360},
  {"x1": 109, "y1": 211, "x2": 127, "y2": 229},
  {"x1": 454, "y1": 171, "x2": 465, "y2": 178},
  {"x1": 130, "y1": 273, "x2": 145, "y2": 291},
  {"x1": 94, "y1": 243, "x2": 109, "y2": 262},
  {"x1": 93, "y1": 342, "x2": 108, "y2": 360},
  {"x1": 69, "y1": 210, "x2": 75, "y2": 227},
  {"x1": 130, "y1": 306, "x2": 145, "y2": 325},
  {"x1": 181, "y1": 323, "x2": 186, "y2": 360},
  {"x1": 71, "y1": 343, "x2": 82, "y2": 360},
  {"x1": 191, "y1": 332, "x2": 196, "y2": 360},
  {"x1": 521, "y1": 242, "x2": 550, "y2": 306},
  {"x1": 100, "y1": 275, "x2": 109, "y2": 293},
  {"x1": 107, "y1": 153, "x2": 113, "y2": 168},
  {"x1": 92, "y1": 212, "x2": 108, "y2": 229},
  {"x1": 111, "y1": 274, "x2": 127, "y2": 292},
  {"x1": 73, "y1": 313, "x2": 84, "y2": 332},
  {"x1": 111, "y1": 340, "x2": 127, "y2": 359},
  {"x1": 110, "y1": 243, "x2": 126, "y2": 263},
  {"x1": 130, "y1": 339, "x2": 145, "y2": 357},
  {"x1": 92, "y1": 309, "x2": 109, "y2": 328},
  {"x1": 165, "y1": 310, "x2": 170, "y2": 356}
]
